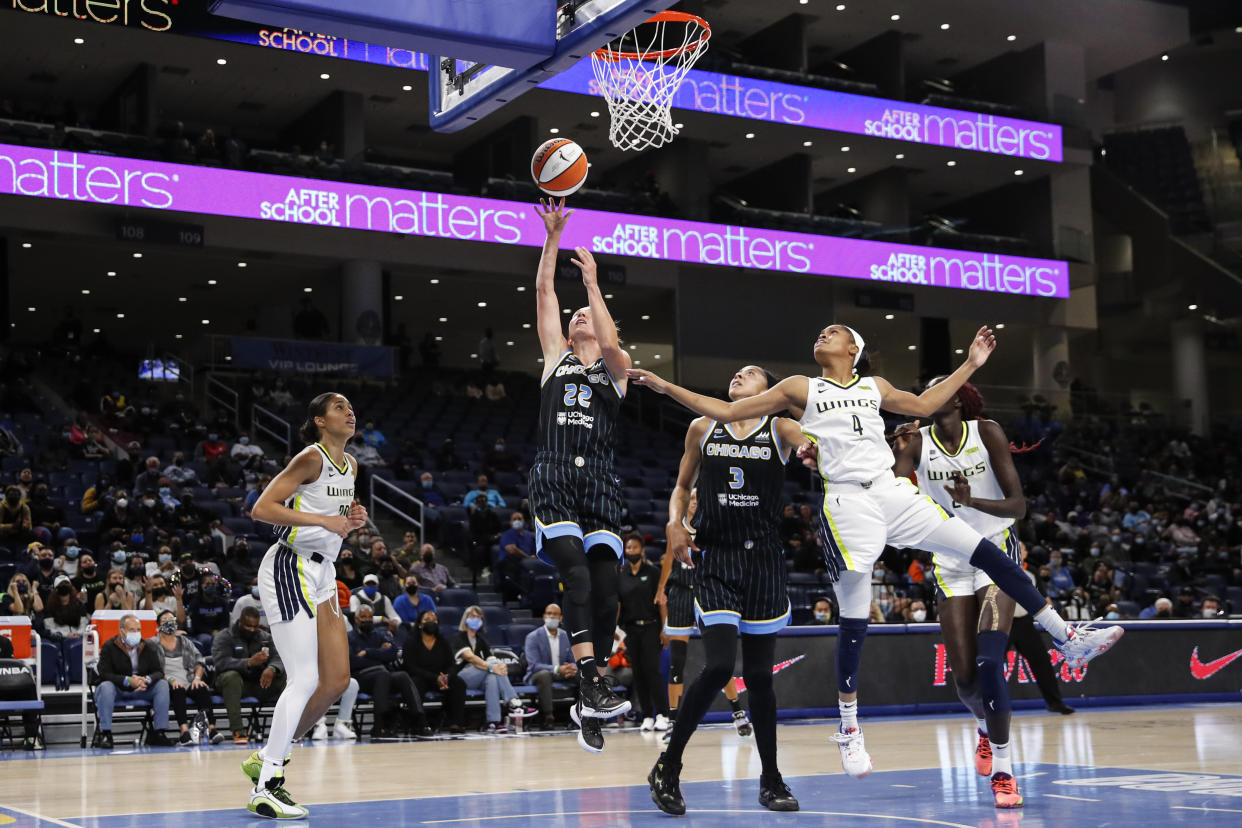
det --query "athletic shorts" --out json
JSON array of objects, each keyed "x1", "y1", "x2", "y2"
[
  {"x1": 664, "y1": 580, "x2": 697, "y2": 636},
  {"x1": 259, "y1": 543, "x2": 337, "y2": 623},
  {"x1": 932, "y1": 527, "x2": 1020, "y2": 600},
  {"x1": 694, "y1": 542, "x2": 790, "y2": 635},
  {"x1": 529, "y1": 457, "x2": 623, "y2": 559},
  {"x1": 818, "y1": 476, "x2": 952, "y2": 581}
]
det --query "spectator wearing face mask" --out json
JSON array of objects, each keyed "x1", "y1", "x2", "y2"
[
  {"x1": 904, "y1": 600, "x2": 929, "y2": 623},
  {"x1": 188, "y1": 575, "x2": 231, "y2": 654},
  {"x1": 410, "y1": 544, "x2": 456, "y2": 592},
  {"x1": 25, "y1": 544, "x2": 62, "y2": 598},
  {"x1": 418, "y1": 472, "x2": 447, "y2": 507},
  {"x1": 93, "y1": 613, "x2": 172, "y2": 748},
  {"x1": 393, "y1": 574, "x2": 435, "y2": 624},
  {"x1": 0, "y1": 485, "x2": 33, "y2": 549},
  {"x1": 230, "y1": 576, "x2": 269, "y2": 629},
  {"x1": 146, "y1": 544, "x2": 178, "y2": 580},
  {"x1": 151, "y1": 609, "x2": 224, "y2": 746},
  {"x1": 43, "y1": 575, "x2": 88, "y2": 638},
  {"x1": 163, "y1": 453, "x2": 199, "y2": 488},
  {"x1": 96, "y1": 568, "x2": 135, "y2": 611},
  {"x1": 99, "y1": 496, "x2": 141, "y2": 545},
  {"x1": 212, "y1": 606, "x2": 285, "y2": 744},
  {"x1": 1200, "y1": 595, "x2": 1222, "y2": 619},
  {"x1": 462, "y1": 474, "x2": 506, "y2": 509},
  {"x1": 123, "y1": 555, "x2": 149, "y2": 605},
  {"x1": 484, "y1": 437, "x2": 516, "y2": 476},
  {"x1": 1140, "y1": 596, "x2": 1174, "y2": 620},
  {"x1": 1044, "y1": 553, "x2": 1077, "y2": 599},
  {"x1": 496, "y1": 512, "x2": 534, "y2": 602},
  {"x1": 60, "y1": 539, "x2": 84, "y2": 579},
  {"x1": 349, "y1": 605, "x2": 434, "y2": 740},
  {"x1": 452, "y1": 606, "x2": 529, "y2": 734},
  {"x1": 133, "y1": 457, "x2": 164, "y2": 497},
  {"x1": 2, "y1": 573, "x2": 43, "y2": 620},
  {"x1": 74, "y1": 554, "x2": 106, "y2": 607},
  {"x1": 402, "y1": 610, "x2": 466, "y2": 734},
  {"x1": 1172, "y1": 587, "x2": 1198, "y2": 619},
  {"x1": 372, "y1": 555, "x2": 403, "y2": 601},
  {"x1": 230, "y1": 434, "x2": 264, "y2": 470},
  {"x1": 336, "y1": 548, "x2": 362, "y2": 590},
  {"x1": 350, "y1": 574, "x2": 400, "y2": 632},
  {"x1": 243, "y1": 474, "x2": 271, "y2": 519},
  {"x1": 810, "y1": 597, "x2": 835, "y2": 625},
  {"x1": 143, "y1": 574, "x2": 185, "y2": 628},
  {"x1": 197, "y1": 432, "x2": 229, "y2": 464},
  {"x1": 523, "y1": 603, "x2": 577, "y2": 728}
]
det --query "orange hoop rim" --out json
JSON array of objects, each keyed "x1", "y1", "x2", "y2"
[{"x1": 591, "y1": 10, "x2": 711, "y2": 63}]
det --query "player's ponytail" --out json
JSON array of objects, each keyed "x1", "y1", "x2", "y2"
[
  {"x1": 854, "y1": 348, "x2": 872, "y2": 377},
  {"x1": 298, "y1": 392, "x2": 338, "y2": 445}
]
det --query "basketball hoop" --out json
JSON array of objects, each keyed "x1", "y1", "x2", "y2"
[{"x1": 590, "y1": 11, "x2": 710, "y2": 151}]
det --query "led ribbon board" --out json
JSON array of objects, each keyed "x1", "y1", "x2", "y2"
[{"x1": 0, "y1": 143, "x2": 1069, "y2": 298}]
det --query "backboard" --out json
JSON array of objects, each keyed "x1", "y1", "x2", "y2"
[{"x1": 209, "y1": 0, "x2": 677, "y2": 133}]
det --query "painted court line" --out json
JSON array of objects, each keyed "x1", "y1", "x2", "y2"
[
  {"x1": 423, "y1": 809, "x2": 976, "y2": 826},
  {"x1": 1044, "y1": 793, "x2": 1101, "y2": 802},
  {"x1": 891, "y1": 784, "x2": 918, "y2": 788},
  {"x1": 1170, "y1": 805, "x2": 1242, "y2": 814},
  {"x1": 0, "y1": 804, "x2": 83, "y2": 828}
]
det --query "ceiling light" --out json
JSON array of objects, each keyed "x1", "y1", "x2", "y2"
[
  {"x1": 895, "y1": 153, "x2": 905, "y2": 159},
  {"x1": 217, "y1": 58, "x2": 227, "y2": 65},
  {"x1": 435, "y1": 335, "x2": 444, "y2": 341},
  {"x1": 517, "y1": 286, "x2": 527, "y2": 292},
  {"x1": 799, "y1": 0, "x2": 807, "y2": 5},
  {"x1": 26, "y1": 307, "x2": 35, "y2": 312},
  {"x1": 634, "y1": 360, "x2": 641, "y2": 365},
  {"x1": 940, "y1": 23, "x2": 950, "y2": 30},
  {"x1": 429, "y1": 278, "x2": 439, "y2": 284},
  {"x1": 803, "y1": 140, "x2": 813, "y2": 147},
  {"x1": 178, "y1": 297, "x2": 187, "y2": 302},
  {"x1": 402, "y1": 85, "x2": 412, "y2": 91},
  {"x1": 1014, "y1": 169, "x2": 1024, "y2": 176},
  {"x1": 505, "y1": 341, "x2": 514, "y2": 346},
  {"x1": 841, "y1": 146, "x2": 850, "y2": 152},
  {"x1": 907, "y1": 345, "x2": 917, "y2": 350},
  {"x1": 1006, "y1": 34, "x2": 1017, "y2": 41},
  {"x1": 995, "y1": 323, "x2": 1005, "y2": 329},
  {"x1": 1188, "y1": 303, "x2": 1198, "y2": 310},
  {"x1": 522, "y1": 323, "x2": 531, "y2": 329},
  {"x1": 303, "y1": 287, "x2": 312, "y2": 293},
  {"x1": 885, "y1": 314, "x2": 895, "y2": 320},
  {"x1": 536, "y1": 357, "x2": 543, "y2": 363},
  {"x1": 890, "y1": 14, "x2": 900, "y2": 21},
  {"x1": 745, "y1": 132, "x2": 755, "y2": 139},
  {"x1": 107, "y1": 271, "x2": 116, "y2": 276},
  {"x1": 92, "y1": 328, "x2": 100, "y2": 333},
  {"x1": 74, "y1": 37, "x2": 85, "y2": 45},
  {"x1": 654, "y1": 354, "x2": 662, "y2": 359},
  {"x1": 320, "y1": 72, "x2": 331, "y2": 79},
  {"x1": 116, "y1": 313, "x2": 125, "y2": 319},
  {"x1": 201, "y1": 319, "x2": 210, "y2": 325},
  {"x1": 470, "y1": 353, "x2": 478, "y2": 359},
  {"x1": 207, "y1": 279, "x2": 217, "y2": 285},
  {"x1": 835, "y1": 3, "x2": 846, "y2": 10},
  {"x1": 132, "y1": 252, "x2": 142, "y2": 258},
  {"x1": 477, "y1": 301, "x2": 487, "y2": 307},
  {"x1": 394, "y1": 295, "x2": 404, "y2": 301},
  {"x1": 590, "y1": 111, "x2": 600, "y2": 118},
  {"x1": 20, "y1": 243, "x2": 30, "y2": 249},
  {"x1": 641, "y1": 314, "x2": 651, "y2": 320},
  {"x1": 237, "y1": 261, "x2": 247, "y2": 268},
  {"x1": 175, "y1": 334, "x2": 183, "y2": 340},
  {"x1": 563, "y1": 308, "x2": 572, "y2": 314},
  {"x1": 439, "y1": 317, "x2": 448, "y2": 322},
  {"x1": 81, "y1": 289, "x2": 90, "y2": 295},
  {"x1": 954, "y1": 348, "x2": 963, "y2": 354},
  {"x1": 225, "y1": 356, "x2": 232, "y2": 361},
  {"x1": 674, "y1": 122, "x2": 684, "y2": 129},
  {"x1": 629, "y1": 345, "x2": 636, "y2": 350},
  {"x1": 1161, "y1": 54, "x2": 1168, "y2": 61},
  {"x1": 946, "y1": 160, "x2": 957, "y2": 167},
  {"x1": 604, "y1": 293, "x2": 613, "y2": 299},
  {"x1": 549, "y1": 127, "x2": 560, "y2": 134},
  {"x1": 847, "y1": 167, "x2": 857, "y2": 173}
]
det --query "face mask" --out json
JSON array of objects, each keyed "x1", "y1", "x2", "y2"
[
  {"x1": 158, "y1": 620, "x2": 177, "y2": 635},
  {"x1": 422, "y1": 553, "x2": 434, "y2": 565},
  {"x1": 544, "y1": 617, "x2": 560, "y2": 630},
  {"x1": 240, "y1": 436, "x2": 250, "y2": 445},
  {"x1": 113, "y1": 551, "x2": 127, "y2": 564},
  {"x1": 625, "y1": 554, "x2": 644, "y2": 564},
  {"x1": 421, "y1": 621, "x2": 439, "y2": 636},
  {"x1": 1110, "y1": 535, "x2": 1120, "y2": 543},
  {"x1": 131, "y1": 533, "x2": 144, "y2": 546},
  {"x1": 202, "y1": 587, "x2": 218, "y2": 600},
  {"x1": 359, "y1": 621, "x2": 374, "y2": 635},
  {"x1": 39, "y1": 558, "x2": 54, "y2": 570},
  {"x1": 158, "y1": 553, "x2": 171, "y2": 564},
  {"x1": 1105, "y1": 611, "x2": 1121, "y2": 620},
  {"x1": 465, "y1": 616, "x2": 483, "y2": 632},
  {"x1": 116, "y1": 499, "x2": 129, "y2": 510},
  {"x1": 511, "y1": 520, "x2": 524, "y2": 530},
  {"x1": 55, "y1": 583, "x2": 71, "y2": 596},
  {"x1": 406, "y1": 585, "x2": 419, "y2": 596},
  {"x1": 494, "y1": 443, "x2": 504, "y2": 451},
  {"x1": 422, "y1": 480, "x2": 433, "y2": 489},
  {"x1": 251, "y1": 587, "x2": 260, "y2": 599},
  {"x1": 142, "y1": 498, "x2": 156, "y2": 508},
  {"x1": 126, "y1": 566, "x2": 144, "y2": 579},
  {"x1": 124, "y1": 631, "x2": 142, "y2": 647},
  {"x1": 1090, "y1": 547, "x2": 1101, "y2": 557},
  {"x1": 81, "y1": 566, "x2": 95, "y2": 577},
  {"x1": 363, "y1": 586, "x2": 378, "y2": 598},
  {"x1": 912, "y1": 610, "x2": 927, "y2": 622},
  {"x1": 239, "y1": 628, "x2": 257, "y2": 642},
  {"x1": 208, "y1": 434, "x2": 218, "y2": 441},
  {"x1": 1203, "y1": 608, "x2": 1217, "y2": 618}
]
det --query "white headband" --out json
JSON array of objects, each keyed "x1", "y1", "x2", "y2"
[{"x1": 842, "y1": 326, "x2": 866, "y2": 369}]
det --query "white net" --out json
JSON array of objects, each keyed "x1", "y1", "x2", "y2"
[{"x1": 590, "y1": 13, "x2": 710, "y2": 152}]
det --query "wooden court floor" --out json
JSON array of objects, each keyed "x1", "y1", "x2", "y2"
[{"x1": 1, "y1": 704, "x2": 1240, "y2": 826}]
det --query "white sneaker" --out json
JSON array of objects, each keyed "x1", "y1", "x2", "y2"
[
  {"x1": 311, "y1": 721, "x2": 328, "y2": 741},
  {"x1": 248, "y1": 777, "x2": 308, "y2": 819},
  {"x1": 653, "y1": 714, "x2": 671, "y2": 732},
  {"x1": 1057, "y1": 621, "x2": 1125, "y2": 668},
  {"x1": 640, "y1": 717, "x2": 655, "y2": 732},
  {"x1": 332, "y1": 720, "x2": 357, "y2": 741},
  {"x1": 831, "y1": 727, "x2": 873, "y2": 779}
]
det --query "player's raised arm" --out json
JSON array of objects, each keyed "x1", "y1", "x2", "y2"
[
  {"x1": 534, "y1": 198, "x2": 572, "y2": 364},
  {"x1": 573, "y1": 246, "x2": 630, "y2": 395},
  {"x1": 876, "y1": 326, "x2": 996, "y2": 417},
  {"x1": 664, "y1": 418, "x2": 709, "y2": 567},
  {"x1": 628, "y1": 371, "x2": 809, "y2": 424}
]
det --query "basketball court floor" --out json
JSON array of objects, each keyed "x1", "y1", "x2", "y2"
[{"x1": 1, "y1": 704, "x2": 1239, "y2": 826}]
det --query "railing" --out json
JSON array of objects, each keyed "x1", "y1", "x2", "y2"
[
  {"x1": 161, "y1": 352, "x2": 195, "y2": 390},
  {"x1": 369, "y1": 475, "x2": 425, "y2": 545},
  {"x1": 205, "y1": 375, "x2": 240, "y2": 430},
  {"x1": 252, "y1": 404, "x2": 293, "y2": 456}
]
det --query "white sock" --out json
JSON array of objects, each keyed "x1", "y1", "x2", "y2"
[
  {"x1": 992, "y1": 740, "x2": 1012, "y2": 776},
  {"x1": 257, "y1": 756, "x2": 283, "y2": 788},
  {"x1": 977, "y1": 718, "x2": 989, "y2": 737},
  {"x1": 839, "y1": 699, "x2": 859, "y2": 731},
  {"x1": 1034, "y1": 606, "x2": 1069, "y2": 643}
]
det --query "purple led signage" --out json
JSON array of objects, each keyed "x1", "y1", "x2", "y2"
[{"x1": 0, "y1": 144, "x2": 1068, "y2": 298}]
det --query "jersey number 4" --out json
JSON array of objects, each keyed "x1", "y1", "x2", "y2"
[
  {"x1": 563, "y1": 383, "x2": 593, "y2": 409},
  {"x1": 851, "y1": 414, "x2": 864, "y2": 436}
]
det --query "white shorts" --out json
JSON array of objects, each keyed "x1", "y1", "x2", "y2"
[
  {"x1": 931, "y1": 527, "x2": 1020, "y2": 599},
  {"x1": 819, "y1": 476, "x2": 953, "y2": 579},
  {"x1": 258, "y1": 543, "x2": 337, "y2": 624}
]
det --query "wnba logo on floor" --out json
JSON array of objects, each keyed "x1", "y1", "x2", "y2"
[{"x1": 593, "y1": 223, "x2": 660, "y2": 257}]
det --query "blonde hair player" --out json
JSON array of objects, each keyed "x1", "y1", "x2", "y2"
[
  {"x1": 627, "y1": 324, "x2": 1123, "y2": 779},
  {"x1": 245, "y1": 392, "x2": 367, "y2": 819}
]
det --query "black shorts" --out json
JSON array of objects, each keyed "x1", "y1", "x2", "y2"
[
  {"x1": 664, "y1": 580, "x2": 697, "y2": 635},
  {"x1": 695, "y1": 541, "x2": 790, "y2": 635},
  {"x1": 529, "y1": 456, "x2": 623, "y2": 560}
]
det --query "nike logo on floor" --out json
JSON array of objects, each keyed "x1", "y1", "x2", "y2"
[{"x1": 1189, "y1": 645, "x2": 1242, "y2": 679}]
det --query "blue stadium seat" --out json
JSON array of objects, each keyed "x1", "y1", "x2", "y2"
[
  {"x1": 438, "y1": 588, "x2": 478, "y2": 607},
  {"x1": 482, "y1": 606, "x2": 512, "y2": 629}
]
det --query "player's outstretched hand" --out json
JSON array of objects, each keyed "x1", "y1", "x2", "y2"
[
  {"x1": 796, "y1": 441, "x2": 818, "y2": 471},
  {"x1": 625, "y1": 369, "x2": 670, "y2": 394},
  {"x1": 888, "y1": 420, "x2": 921, "y2": 453},
  {"x1": 665, "y1": 521, "x2": 700, "y2": 567},
  {"x1": 967, "y1": 326, "x2": 997, "y2": 369},
  {"x1": 570, "y1": 246, "x2": 597, "y2": 287},
  {"x1": 535, "y1": 197, "x2": 574, "y2": 234}
]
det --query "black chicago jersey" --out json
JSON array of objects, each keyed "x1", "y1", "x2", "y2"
[
  {"x1": 692, "y1": 416, "x2": 787, "y2": 550},
  {"x1": 536, "y1": 349, "x2": 623, "y2": 466}
]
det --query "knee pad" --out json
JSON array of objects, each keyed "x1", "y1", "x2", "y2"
[
  {"x1": 669, "y1": 640, "x2": 688, "y2": 685},
  {"x1": 976, "y1": 630, "x2": 1012, "y2": 717},
  {"x1": 836, "y1": 617, "x2": 870, "y2": 694}
]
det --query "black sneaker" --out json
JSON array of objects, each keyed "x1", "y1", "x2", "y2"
[
  {"x1": 648, "y1": 752, "x2": 686, "y2": 816},
  {"x1": 209, "y1": 730, "x2": 227, "y2": 746},
  {"x1": 579, "y1": 675, "x2": 630, "y2": 719},
  {"x1": 758, "y1": 773, "x2": 799, "y2": 811},
  {"x1": 178, "y1": 730, "x2": 194, "y2": 747},
  {"x1": 570, "y1": 701, "x2": 605, "y2": 754},
  {"x1": 97, "y1": 730, "x2": 114, "y2": 749},
  {"x1": 146, "y1": 730, "x2": 173, "y2": 747}
]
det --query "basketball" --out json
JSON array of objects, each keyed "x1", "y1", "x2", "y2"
[{"x1": 531, "y1": 138, "x2": 589, "y2": 197}]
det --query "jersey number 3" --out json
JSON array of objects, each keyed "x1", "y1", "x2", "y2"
[
  {"x1": 728, "y1": 467, "x2": 744, "y2": 490},
  {"x1": 563, "y1": 383, "x2": 593, "y2": 409}
]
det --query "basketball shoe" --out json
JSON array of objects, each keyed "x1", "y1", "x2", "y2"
[
  {"x1": 648, "y1": 752, "x2": 686, "y2": 816},
  {"x1": 975, "y1": 732, "x2": 993, "y2": 776},
  {"x1": 831, "y1": 726, "x2": 873, "y2": 778},
  {"x1": 1057, "y1": 621, "x2": 1124, "y2": 668},
  {"x1": 990, "y1": 772, "x2": 1024, "y2": 809},
  {"x1": 569, "y1": 701, "x2": 605, "y2": 754},
  {"x1": 248, "y1": 773, "x2": 308, "y2": 820},
  {"x1": 578, "y1": 675, "x2": 630, "y2": 718},
  {"x1": 758, "y1": 773, "x2": 799, "y2": 811},
  {"x1": 732, "y1": 709, "x2": 753, "y2": 737},
  {"x1": 242, "y1": 750, "x2": 292, "y2": 784}
]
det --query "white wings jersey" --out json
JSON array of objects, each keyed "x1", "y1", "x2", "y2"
[
  {"x1": 274, "y1": 443, "x2": 356, "y2": 562},
  {"x1": 917, "y1": 420, "x2": 1012, "y2": 538},
  {"x1": 798, "y1": 375, "x2": 894, "y2": 483}
]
